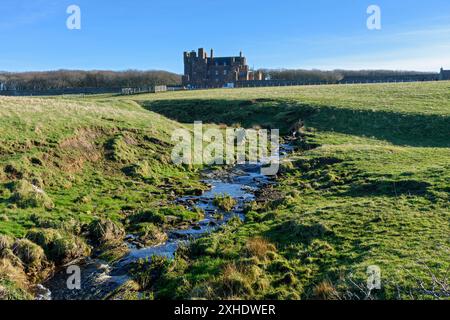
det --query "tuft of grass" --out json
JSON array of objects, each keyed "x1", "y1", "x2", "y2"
[
  {"x1": 26, "y1": 228, "x2": 91, "y2": 265},
  {"x1": 132, "y1": 223, "x2": 168, "y2": 246},
  {"x1": 106, "y1": 280, "x2": 141, "y2": 300},
  {"x1": 130, "y1": 256, "x2": 171, "y2": 291},
  {"x1": 10, "y1": 180, "x2": 54, "y2": 210},
  {"x1": 218, "y1": 263, "x2": 254, "y2": 298},
  {"x1": 213, "y1": 194, "x2": 237, "y2": 212},
  {"x1": 12, "y1": 239, "x2": 46, "y2": 275},
  {"x1": 0, "y1": 235, "x2": 13, "y2": 252},
  {"x1": 88, "y1": 219, "x2": 126, "y2": 246},
  {"x1": 122, "y1": 160, "x2": 151, "y2": 179},
  {"x1": 0, "y1": 259, "x2": 31, "y2": 300},
  {"x1": 245, "y1": 237, "x2": 276, "y2": 261},
  {"x1": 312, "y1": 280, "x2": 339, "y2": 300},
  {"x1": 106, "y1": 134, "x2": 138, "y2": 164}
]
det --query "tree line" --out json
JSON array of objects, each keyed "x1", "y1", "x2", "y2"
[
  {"x1": 259, "y1": 69, "x2": 438, "y2": 83},
  {"x1": 0, "y1": 68, "x2": 439, "y2": 92},
  {"x1": 0, "y1": 70, "x2": 182, "y2": 91}
]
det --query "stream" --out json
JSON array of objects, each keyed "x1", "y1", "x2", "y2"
[{"x1": 40, "y1": 144, "x2": 294, "y2": 300}]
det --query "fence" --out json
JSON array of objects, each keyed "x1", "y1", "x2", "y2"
[
  {"x1": 235, "y1": 76, "x2": 441, "y2": 88},
  {"x1": 0, "y1": 87, "x2": 122, "y2": 96},
  {"x1": 0, "y1": 85, "x2": 168, "y2": 97},
  {"x1": 121, "y1": 85, "x2": 167, "y2": 95}
]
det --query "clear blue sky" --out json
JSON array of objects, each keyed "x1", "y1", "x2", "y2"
[{"x1": 2, "y1": 0, "x2": 450, "y2": 73}]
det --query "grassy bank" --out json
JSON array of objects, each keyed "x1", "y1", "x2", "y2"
[
  {"x1": 133, "y1": 82, "x2": 450, "y2": 300},
  {"x1": 0, "y1": 96, "x2": 206, "y2": 298}
]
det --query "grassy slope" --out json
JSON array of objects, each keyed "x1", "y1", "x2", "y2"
[
  {"x1": 0, "y1": 96, "x2": 206, "y2": 298},
  {"x1": 0, "y1": 82, "x2": 449, "y2": 300},
  {"x1": 0, "y1": 97, "x2": 205, "y2": 235},
  {"x1": 133, "y1": 82, "x2": 450, "y2": 300}
]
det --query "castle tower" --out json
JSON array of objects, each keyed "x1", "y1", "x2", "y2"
[{"x1": 198, "y1": 48, "x2": 206, "y2": 60}]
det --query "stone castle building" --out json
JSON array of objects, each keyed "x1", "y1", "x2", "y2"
[{"x1": 182, "y1": 48, "x2": 262, "y2": 88}]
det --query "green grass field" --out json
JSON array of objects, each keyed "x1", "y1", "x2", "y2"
[
  {"x1": 0, "y1": 81, "x2": 449, "y2": 299},
  {"x1": 136, "y1": 82, "x2": 450, "y2": 300}
]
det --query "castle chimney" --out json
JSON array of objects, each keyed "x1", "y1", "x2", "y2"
[
  {"x1": 240, "y1": 51, "x2": 243, "y2": 58},
  {"x1": 210, "y1": 49, "x2": 214, "y2": 59},
  {"x1": 198, "y1": 48, "x2": 206, "y2": 59}
]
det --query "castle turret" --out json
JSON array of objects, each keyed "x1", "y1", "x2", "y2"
[{"x1": 198, "y1": 48, "x2": 206, "y2": 60}]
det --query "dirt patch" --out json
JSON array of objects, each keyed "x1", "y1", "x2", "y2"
[
  {"x1": 4, "y1": 164, "x2": 24, "y2": 180},
  {"x1": 58, "y1": 128, "x2": 103, "y2": 172},
  {"x1": 143, "y1": 136, "x2": 172, "y2": 148},
  {"x1": 121, "y1": 133, "x2": 137, "y2": 146},
  {"x1": 59, "y1": 128, "x2": 102, "y2": 154},
  {"x1": 255, "y1": 185, "x2": 285, "y2": 204}
]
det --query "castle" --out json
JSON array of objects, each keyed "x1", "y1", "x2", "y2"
[{"x1": 182, "y1": 48, "x2": 262, "y2": 88}]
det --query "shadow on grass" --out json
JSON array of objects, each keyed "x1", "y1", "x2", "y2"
[
  {"x1": 340, "y1": 179, "x2": 432, "y2": 198},
  {"x1": 263, "y1": 219, "x2": 371, "y2": 291},
  {"x1": 264, "y1": 221, "x2": 337, "y2": 246},
  {"x1": 140, "y1": 99, "x2": 450, "y2": 148},
  {"x1": 140, "y1": 98, "x2": 313, "y2": 135}
]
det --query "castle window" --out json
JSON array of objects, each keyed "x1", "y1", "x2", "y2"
[
  {"x1": 224, "y1": 70, "x2": 228, "y2": 75},
  {"x1": 215, "y1": 71, "x2": 219, "y2": 76}
]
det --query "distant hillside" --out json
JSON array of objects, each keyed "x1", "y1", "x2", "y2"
[{"x1": 0, "y1": 70, "x2": 182, "y2": 91}]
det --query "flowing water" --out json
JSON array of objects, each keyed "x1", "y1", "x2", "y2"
[{"x1": 41, "y1": 144, "x2": 294, "y2": 300}]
